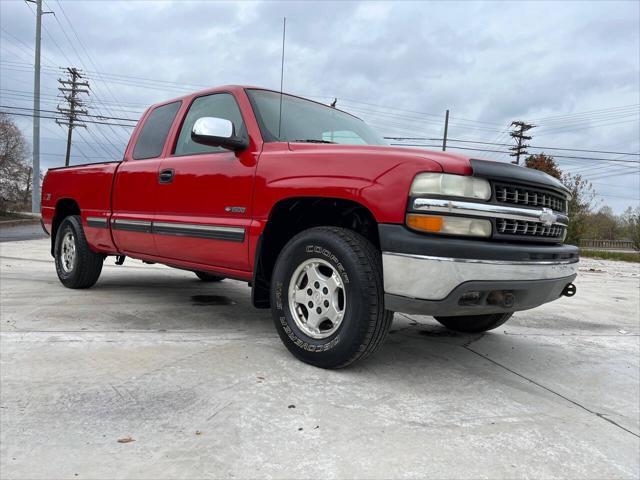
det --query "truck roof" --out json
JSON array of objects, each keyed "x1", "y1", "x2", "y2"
[{"x1": 146, "y1": 85, "x2": 361, "y2": 120}]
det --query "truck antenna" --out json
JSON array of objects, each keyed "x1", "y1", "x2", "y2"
[{"x1": 277, "y1": 17, "x2": 286, "y2": 140}]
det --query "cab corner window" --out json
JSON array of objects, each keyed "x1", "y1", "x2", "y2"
[
  {"x1": 132, "y1": 101, "x2": 181, "y2": 160},
  {"x1": 174, "y1": 93, "x2": 246, "y2": 156}
]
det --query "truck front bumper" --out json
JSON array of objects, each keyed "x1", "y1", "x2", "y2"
[{"x1": 379, "y1": 224, "x2": 579, "y2": 316}]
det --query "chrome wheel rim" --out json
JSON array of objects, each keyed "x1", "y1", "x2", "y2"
[
  {"x1": 288, "y1": 258, "x2": 346, "y2": 339},
  {"x1": 60, "y1": 231, "x2": 76, "y2": 273}
]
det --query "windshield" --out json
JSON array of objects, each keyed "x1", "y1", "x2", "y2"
[{"x1": 246, "y1": 89, "x2": 386, "y2": 146}]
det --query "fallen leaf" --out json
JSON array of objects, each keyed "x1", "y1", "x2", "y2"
[
  {"x1": 117, "y1": 436, "x2": 135, "y2": 444},
  {"x1": 195, "y1": 430, "x2": 203, "y2": 436}
]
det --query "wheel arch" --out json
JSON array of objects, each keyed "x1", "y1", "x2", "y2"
[
  {"x1": 252, "y1": 196, "x2": 380, "y2": 308},
  {"x1": 50, "y1": 198, "x2": 81, "y2": 256}
]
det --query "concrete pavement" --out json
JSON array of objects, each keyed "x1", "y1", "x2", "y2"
[{"x1": 1, "y1": 238, "x2": 639, "y2": 479}]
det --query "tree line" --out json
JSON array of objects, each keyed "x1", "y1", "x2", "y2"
[{"x1": 525, "y1": 153, "x2": 639, "y2": 250}]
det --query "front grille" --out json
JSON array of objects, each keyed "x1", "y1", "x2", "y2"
[
  {"x1": 495, "y1": 183, "x2": 566, "y2": 213},
  {"x1": 496, "y1": 218, "x2": 565, "y2": 238}
]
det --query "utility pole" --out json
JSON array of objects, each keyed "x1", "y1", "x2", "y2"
[
  {"x1": 26, "y1": 0, "x2": 53, "y2": 213},
  {"x1": 442, "y1": 109, "x2": 449, "y2": 151},
  {"x1": 509, "y1": 120, "x2": 534, "y2": 165},
  {"x1": 56, "y1": 68, "x2": 89, "y2": 166}
]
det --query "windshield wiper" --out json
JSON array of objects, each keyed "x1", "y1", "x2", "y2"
[{"x1": 291, "y1": 139, "x2": 336, "y2": 144}]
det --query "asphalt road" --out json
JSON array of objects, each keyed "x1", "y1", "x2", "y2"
[
  {"x1": 1, "y1": 239, "x2": 639, "y2": 479},
  {"x1": 0, "y1": 221, "x2": 47, "y2": 242}
]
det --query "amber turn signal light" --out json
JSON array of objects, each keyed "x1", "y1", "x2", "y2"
[
  {"x1": 406, "y1": 214, "x2": 444, "y2": 233},
  {"x1": 406, "y1": 213, "x2": 492, "y2": 237}
]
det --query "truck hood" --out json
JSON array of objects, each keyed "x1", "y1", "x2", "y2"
[{"x1": 287, "y1": 142, "x2": 473, "y2": 176}]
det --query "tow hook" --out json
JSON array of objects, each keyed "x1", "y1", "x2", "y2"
[
  {"x1": 115, "y1": 255, "x2": 126, "y2": 265},
  {"x1": 562, "y1": 283, "x2": 577, "y2": 297}
]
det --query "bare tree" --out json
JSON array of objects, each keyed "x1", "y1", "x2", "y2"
[
  {"x1": 0, "y1": 114, "x2": 32, "y2": 213},
  {"x1": 562, "y1": 173, "x2": 598, "y2": 246},
  {"x1": 621, "y1": 206, "x2": 640, "y2": 251},
  {"x1": 585, "y1": 206, "x2": 620, "y2": 240}
]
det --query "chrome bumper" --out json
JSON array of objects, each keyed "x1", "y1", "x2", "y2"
[{"x1": 382, "y1": 251, "x2": 579, "y2": 301}]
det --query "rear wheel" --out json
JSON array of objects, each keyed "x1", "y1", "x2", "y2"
[
  {"x1": 54, "y1": 215, "x2": 104, "y2": 289},
  {"x1": 434, "y1": 313, "x2": 513, "y2": 333},
  {"x1": 194, "y1": 271, "x2": 225, "y2": 282},
  {"x1": 270, "y1": 226, "x2": 393, "y2": 369}
]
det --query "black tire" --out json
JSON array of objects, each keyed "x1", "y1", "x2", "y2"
[
  {"x1": 270, "y1": 226, "x2": 393, "y2": 369},
  {"x1": 434, "y1": 313, "x2": 513, "y2": 333},
  {"x1": 194, "y1": 271, "x2": 225, "y2": 282},
  {"x1": 54, "y1": 215, "x2": 104, "y2": 289}
]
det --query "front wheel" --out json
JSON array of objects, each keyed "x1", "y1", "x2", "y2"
[
  {"x1": 54, "y1": 215, "x2": 104, "y2": 289},
  {"x1": 270, "y1": 227, "x2": 393, "y2": 369},
  {"x1": 434, "y1": 313, "x2": 513, "y2": 333}
]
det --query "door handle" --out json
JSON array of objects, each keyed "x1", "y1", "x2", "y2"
[{"x1": 158, "y1": 169, "x2": 174, "y2": 184}]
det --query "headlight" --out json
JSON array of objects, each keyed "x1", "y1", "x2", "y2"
[
  {"x1": 407, "y1": 214, "x2": 492, "y2": 238},
  {"x1": 410, "y1": 173, "x2": 491, "y2": 200}
]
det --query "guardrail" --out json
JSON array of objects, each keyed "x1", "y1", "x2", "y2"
[{"x1": 580, "y1": 239, "x2": 636, "y2": 250}]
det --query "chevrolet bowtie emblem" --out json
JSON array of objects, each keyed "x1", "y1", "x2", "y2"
[{"x1": 539, "y1": 208, "x2": 557, "y2": 226}]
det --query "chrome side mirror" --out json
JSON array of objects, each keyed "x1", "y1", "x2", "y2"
[{"x1": 191, "y1": 117, "x2": 248, "y2": 152}]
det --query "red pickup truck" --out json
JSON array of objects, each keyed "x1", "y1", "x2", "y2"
[{"x1": 41, "y1": 85, "x2": 578, "y2": 368}]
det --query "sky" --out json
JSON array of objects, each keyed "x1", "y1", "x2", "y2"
[{"x1": 1, "y1": 0, "x2": 639, "y2": 212}]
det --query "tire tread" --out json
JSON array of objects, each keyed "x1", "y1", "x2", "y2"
[
  {"x1": 274, "y1": 226, "x2": 392, "y2": 369},
  {"x1": 55, "y1": 215, "x2": 104, "y2": 289}
]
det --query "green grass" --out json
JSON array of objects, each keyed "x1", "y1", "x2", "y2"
[{"x1": 580, "y1": 249, "x2": 640, "y2": 263}]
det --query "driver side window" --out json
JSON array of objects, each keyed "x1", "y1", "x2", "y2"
[{"x1": 174, "y1": 93, "x2": 245, "y2": 156}]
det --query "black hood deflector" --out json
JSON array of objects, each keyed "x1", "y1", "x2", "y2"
[{"x1": 470, "y1": 159, "x2": 570, "y2": 196}]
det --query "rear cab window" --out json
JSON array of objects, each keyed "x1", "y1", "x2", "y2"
[{"x1": 132, "y1": 101, "x2": 182, "y2": 160}]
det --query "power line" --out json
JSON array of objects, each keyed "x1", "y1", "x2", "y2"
[
  {"x1": 56, "y1": 67, "x2": 89, "y2": 166},
  {"x1": 508, "y1": 121, "x2": 534, "y2": 165},
  {"x1": 21, "y1": 3, "x2": 130, "y2": 156},
  {"x1": 528, "y1": 104, "x2": 640, "y2": 122},
  {"x1": 1, "y1": 104, "x2": 139, "y2": 122},
  {"x1": 389, "y1": 143, "x2": 640, "y2": 164},
  {"x1": 386, "y1": 136, "x2": 640, "y2": 157},
  {"x1": 51, "y1": 0, "x2": 136, "y2": 142},
  {"x1": 0, "y1": 28, "x2": 56, "y2": 65},
  {"x1": 75, "y1": 127, "x2": 119, "y2": 158},
  {"x1": 25, "y1": 2, "x2": 131, "y2": 149},
  {"x1": 0, "y1": 110, "x2": 136, "y2": 127},
  {"x1": 595, "y1": 192, "x2": 640, "y2": 200},
  {"x1": 535, "y1": 119, "x2": 639, "y2": 136},
  {"x1": 2, "y1": 57, "x2": 638, "y2": 131}
]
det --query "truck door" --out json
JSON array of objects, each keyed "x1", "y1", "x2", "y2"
[
  {"x1": 111, "y1": 101, "x2": 181, "y2": 256},
  {"x1": 153, "y1": 92, "x2": 257, "y2": 271}
]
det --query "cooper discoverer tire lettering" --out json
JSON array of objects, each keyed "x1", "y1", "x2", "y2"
[{"x1": 270, "y1": 227, "x2": 393, "y2": 369}]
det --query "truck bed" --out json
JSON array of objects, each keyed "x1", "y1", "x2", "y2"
[{"x1": 41, "y1": 161, "x2": 121, "y2": 253}]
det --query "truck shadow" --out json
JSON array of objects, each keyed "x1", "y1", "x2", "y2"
[{"x1": 86, "y1": 273, "x2": 572, "y2": 372}]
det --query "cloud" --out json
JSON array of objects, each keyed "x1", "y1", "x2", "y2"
[{"x1": 0, "y1": 0, "x2": 638, "y2": 211}]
